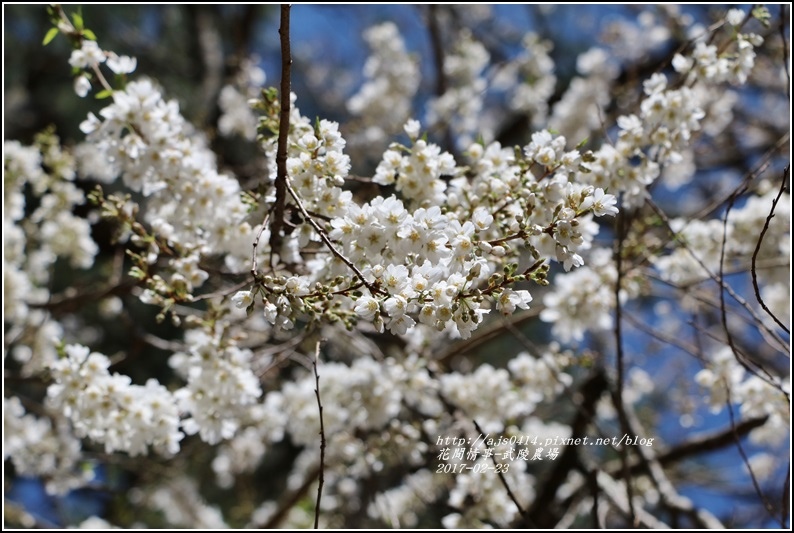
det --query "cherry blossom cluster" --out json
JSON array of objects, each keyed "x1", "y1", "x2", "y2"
[
  {"x1": 169, "y1": 328, "x2": 263, "y2": 445},
  {"x1": 653, "y1": 186, "x2": 790, "y2": 291},
  {"x1": 47, "y1": 343, "x2": 183, "y2": 456},
  {"x1": 347, "y1": 22, "x2": 420, "y2": 147},
  {"x1": 218, "y1": 57, "x2": 267, "y2": 141},
  {"x1": 507, "y1": 33, "x2": 557, "y2": 128},
  {"x1": 427, "y1": 30, "x2": 490, "y2": 147},
  {"x1": 695, "y1": 346, "x2": 790, "y2": 445},
  {"x1": 3, "y1": 397, "x2": 85, "y2": 495},
  {"x1": 240, "y1": 87, "x2": 620, "y2": 339},
  {"x1": 4, "y1": 131, "x2": 98, "y2": 380}
]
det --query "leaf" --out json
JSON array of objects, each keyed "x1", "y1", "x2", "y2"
[
  {"x1": 95, "y1": 89, "x2": 114, "y2": 100},
  {"x1": 82, "y1": 29, "x2": 97, "y2": 41},
  {"x1": 42, "y1": 27, "x2": 59, "y2": 46},
  {"x1": 71, "y1": 12, "x2": 84, "y2": 30},
  {"x1": 751, "y1": 5, "x2": 771, "y2": 27}
]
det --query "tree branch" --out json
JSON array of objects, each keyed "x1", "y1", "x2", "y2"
[
  {"x1": 646, "y1": 197, "x2": 789, "y2": 355},
  {"x1": 779, "y1": 5, "x2": 791, "y2": 100},
  {"x1": 472, "y1": 418, "x2": 529, "y2": 523},
  {"x1": 522, "y1": 369, "x2": 609, "y2": 528},
  {"x1": 611, "y1": 207, "x2": 637, "y2": 526},
  {"x1": 269, "y1": 4, "x2": 292, "y2": 256},
  {"x1": 751, "y1": 167, "x2": 790, "y2": 333},
  {"x1": 283, "y1": 177, "x2": 382, "y2": 295},
  {"x1": 725, "y1": 391, "x2": 780, "y2": 525},
  {"x1": 312, "y1": 340, "x2": 326, "y2": 530}
]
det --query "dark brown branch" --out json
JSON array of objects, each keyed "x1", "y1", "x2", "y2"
[
  {"x1": 426, "y1": 5, "x2": 447, "y2": 97},
  {"x1": 269, "y1": 4, "x2": 292, "y2": 255},
  {"x1": 555, "y1": 416, "x2": 769, "y2": 526},
  {"x1": 620, "y1": 394, "x2": 723, "y2": 528},
  {"x1": 312, "y1": 340, "x2": 326, "y2": 530},
  {"x1": 262, "y1": 465, "x2": 321, "y2": 529},
  {"x1": 780, "y1": 5, "x2": 791, "y2": 100},
  {"x1": 725, "y1": 393, "x2": 780, "y2": 525},
  {"x1": 612, "y1": 208, "x2": 637, "y2": 526},
  {"x1": 283, "y1": 178, "x2": 381, "y2": 295},
  {"x1": 522, "y1": 369, "x2": 609, "y2": 528},
  {"x1": 653, "y1": 416, "x2": 768, "y2": 466},
  {"x1": 646, "y1": 197, "x2": 788, "y2": 352},
  {"x1": 472, "y1": 419, "x2": 529, "y2": 523},
  {"x1": 751, "y1": 167, "x2": 789, "y2": 333},
  {"x1": 424, "y1": 4, "x2": 456, "y2": 155},
  {"x1": 782, "y1": 463, "x2": 790, "y2": 527},
  {"x1": 717, "y1": 179, "x2": 759, "y2": 386},
  {"x1": 188, "y1": 5, "x2": 224, "y2": 127},
  {"x1": 588, "y1": 469, "x2": 603, "y2": 528}
]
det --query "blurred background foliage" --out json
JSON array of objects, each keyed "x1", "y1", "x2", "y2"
[{"x1": 3, "y1": 4, "x2": 790, "y2": 528}]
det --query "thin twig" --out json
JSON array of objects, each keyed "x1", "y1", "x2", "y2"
[
  {"x1": 312, "y1": 340, "x2": 326, "y2": 530},
  {"x1": 588, "y1": 469, "x2": 603, "y2": 528},
  {"x1": 780, "y1": 5, "x2": 791, "y2": 100},
  {"x1": 612, "y1": 209, "x2": 637, "y2": 527},
  {"x1": 54, "y1": 5, "x2": 114, "y2": 93},
  {"x1": 621, "y1": 394, "x2": 724, "y2": 528},
  {"x1": 622, "y1": 311, "x2": 701, "y2": 360},
  {"x1": 593, "y1": 470, "x2": 669, "y2": 528},
  {"x1": 192, "y1": 278, "x2": 253, "y2": 302},
  {"x1": 644, "y1": 269, "x2": 789, "y2": 357},
  {"x1": 269, "y1": 4, "x2": 292, "y2": 256},
  {"x1": 750, "y1": 167, "x2": 789, "y2": 333},
  {"x1": 251, "y1": 213, "x2": 270, "y2": 277},
  {"x1": 646, "y1": 197, "x2": 788, "y2": 353},
  {"x1": 262, "y1": 465, "x2": 321, "y2": 529},
  {"x1": 424, "y1": 4, "x2": 457, "y2": 155},
  {"x1": 688, "y1": 133, "x2": 789, "y2": 222},
  {"x1": 782, "y1": 463, "x2": 790, "y2": 527},
  {"x1": 718, "y1": 180, "x2": 758, "y2": 387},
  {"x1": 472, "y1": 419, "x2": 529, "y2": 522},
  {"x1": 435, "y1": 308, "x2": 541, "y2": 364},
  {"x1": 725, "y1": 389, "x2": 780, "y2": 525},
  {"x1": 283, "y1": 178, "x2": 381, "y2": 295}
]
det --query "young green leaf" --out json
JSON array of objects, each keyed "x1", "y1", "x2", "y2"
[
  {"x1": 42, "y1": 27, "x2": 59, "y2": 46},
  {"x1": 71, "y1": 12, "x2": 84, "y2": 30}
]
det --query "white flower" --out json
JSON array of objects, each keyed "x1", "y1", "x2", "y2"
[
  {"x1": 582, "y1": 188, "x2": 619, "y2": 217},
  {"x1": 106, "y1": 53, "x2": 137, "y2": 75},
  {"x1": 553, "y1": 220, "x2": 583, "y2": 248},
  {"x1": 726, "y1": 8, "x2": 745, "y2": 27},
  {"x1": 263, "y1": 301, "x2": 278, "y2": 324},
  {"x1": 404, "y1": 119, "x2": 421, "y2": 140},
  {"x1": 383, "y1": 295, "x2": 409, "y2": 318},
  {"x1": 68, "y1": 40, "x2": 105, "y2": 69},
  {"x1": 496, "y1": 289, "x2": 533, "y2": 315},
  {"x1": 354, "y1": 296, "x2": 380, "y2": 320},
  {"x1": 386, "y1": 313, "x2": 415, "y2": 335},
  {"x1": 671, "y1": 53, "x2": 692, "y2": 73},
  {"x1": 231, "y1": 290, "x2": 254, "y2": 309},
  {"x1": 74, "y1": 75, "x2": 91, "y2": 98},
  {"x1": 471, "y1": 206, "x2": 494, "y2": 232}
]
